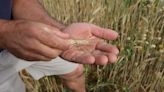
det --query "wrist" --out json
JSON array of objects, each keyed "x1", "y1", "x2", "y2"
[
  {"x1": 0, "y1": 20, "x2": 18, "y2": 48},
  {"x1": 0, "y1": 20, "x2": 9, "y2": 48}
]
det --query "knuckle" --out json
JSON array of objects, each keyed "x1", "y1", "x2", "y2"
[
  {"x1": 28, "y1": 27, "x2": 38, "y2": 37},
  {"x1": 69, "y1": 65, "x2": 84, "y2": 77},
  {"x1": 24, "y1": 24, "x2": 41, "y2": 38},
  {"x1": 46, "y1": 55, "x2": 57, "y2": 60},
  {"x1": 21, "y1": 52, "x2": 32, "y2": 60},
  {"x1": 51, "y1": 40, "x2": 58, "y2": 47},
  {"x1": 47, "y1": 50, "x2": 61, "y2": 59},
  {"x1": 49, "y1": 53, "x2": 59, "y2": 59},
  {"x1": 76, "y1": 65, "x2": 84, "y2": 73},
  {"x1": 61, "y1": 65, "x2": 84, "y2": 80}
]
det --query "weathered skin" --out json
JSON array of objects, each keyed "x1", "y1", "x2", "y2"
[{"x1": 61, "y1": 23, "x2": 119, "y2": 65}]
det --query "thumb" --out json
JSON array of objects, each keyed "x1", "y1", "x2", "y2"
[
  {"x1": 40, "y1": 23, "x2": 70, "y2": 39},
  {"x1": 89, "y1": 24, "x2": 119, "y2": 40}
]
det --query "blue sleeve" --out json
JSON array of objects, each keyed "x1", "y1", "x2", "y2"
[
  {"x1": 0, "y1": 0, "x2": 12, "y2": 20},
  {"x1": 0, "y1": 0, "x2": 12, "y2": 52}
]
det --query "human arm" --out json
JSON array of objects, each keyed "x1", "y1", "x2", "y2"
[
  {"x1": 3, "y1": 0, "x2": 70, "y2": 61},
  {"x1": 0, "y1": 19, "x2": 70, "y2": 61},
  {"x1": 12, "y1": 0, "x2": 119, "y2": 64},
  {"x1": 12, "y1": 0, "x2": 65, "y2": 30}
]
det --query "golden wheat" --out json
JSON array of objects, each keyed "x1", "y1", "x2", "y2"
[{"x1": 21, "y1": 0, "x2": 164, "y2": 92}]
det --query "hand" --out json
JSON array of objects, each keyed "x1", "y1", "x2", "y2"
[
  {"x1": 0, "y1": 20, "x2": 70, "y2": 61},
  {"x1": 61, "y1": 23, "x2": 119, "y2": 65}
]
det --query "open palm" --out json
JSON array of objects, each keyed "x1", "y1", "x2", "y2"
[{"x1": 61, "y1": 23, "x2": 119, "y2": 65}]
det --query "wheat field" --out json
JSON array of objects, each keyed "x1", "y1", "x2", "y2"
[{"x1": 21, "y1": 0, "x2": 164, "y2": 92}]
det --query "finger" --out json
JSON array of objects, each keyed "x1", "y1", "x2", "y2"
[
  {"x1": 96, "y1": 42, "x2": 119, "y2": 55},
  {"x1": 23, "y1": 40, "x2": 62, "y2": 59},
  {"x1": 91, "y1": 50, "x2": 108, "y2": 65},
  {"x1": 94, "y1": 55, "x2": 108, "y2": 65},
  {"x1": 61, "y1": 49, "x2": 95, "y2": 64},
  {"x1": 74, "y1": 53, "x2": 95, "y2": 64},
  {"x1": 90, "y1": 24, "x2": 119, "y2": 40},
  {"x1": 24, "y1": 53, "x2": 52, "y2": 61},
  {"x1": 106, "y1": 53, "x2": 118, "y2": 63},
  {"x1": 36, "y1": 30, "x2": 71, "y2": 50},
  {"x1": 11, "y1": 48, "x2": 52, "y2": 61},
  {"x1": 38, "y1": 23, "x2": 70, "y2": 39},
  {"x1": 92, "y1": 50, "x2": 118, "y2": 64}
]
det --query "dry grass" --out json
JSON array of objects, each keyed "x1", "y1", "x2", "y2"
[{"x1": 21, "y1": 0, "x2": 164, "y2": 92}]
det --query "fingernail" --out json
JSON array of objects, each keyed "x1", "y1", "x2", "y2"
[
  {"x1": 114, "y1": 48, "x2": 120, "y2": 55},
  {"x1": 114, "y1": 31, "x2": 119, "y2": 37}
]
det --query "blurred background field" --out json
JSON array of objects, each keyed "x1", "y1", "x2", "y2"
[{"x1": 21, "y1": 0, "x2": 164, "y2": 92}]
